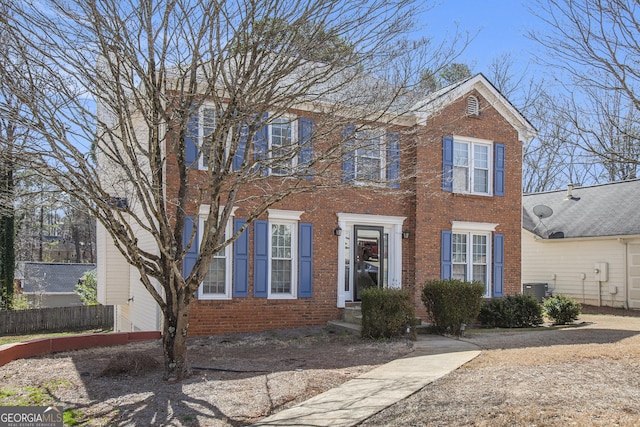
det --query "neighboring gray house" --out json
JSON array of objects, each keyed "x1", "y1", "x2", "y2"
[
  {"x1": 16, "y1": 262, "x2": 96, "y2": 308},
  {"x1": 522, "y1": 180, "x2": 640, "y2": 309}
]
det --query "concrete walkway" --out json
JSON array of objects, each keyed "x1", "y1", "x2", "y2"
[{"x1": 253, "y1": 334, "x2": 481, "y2": 427}]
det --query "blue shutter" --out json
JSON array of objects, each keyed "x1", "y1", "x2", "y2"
[
  {"x1": 441, "y1": 230, "x2": 452, "y2": 280},
  {"x1": 182, "y1": 216, "x2": 198, "y2": 279},
  {"x1": 253, "y1": 114, "x2": 269, "y2": 176},
  {"x1": 387, "y1": 131, "x2": 400, "y2": 188},
  {"x1": 342, "y1": 125, "x2": 356, "y2": 183},
  {"x1": 494, "y1": 143, "x2": 505, "y2": 196},
  {"x1": 254, "y1": 220, "x2": 269, "y2": 297},
  {"x1": 493, "y1": 233, "x2": 504, "y2": 297},
  {"x1": 185, "y1": 115, "x2": 199, "y2": 168},
  {"x1": 233, "y1": 218, "x2": 249, "y2": 297},
  {"x1": 298, "y1": 222, "x2": 313, "y2": 298},
  {"x1": 442, "y1": 136, "x2": 453, "y2": 192},
  {"x1": 233, "y1": 123, "x2": 248, "y2": 171},
  {"x1": 299, "y1": 117, "x2": 314, "y2": 180}
]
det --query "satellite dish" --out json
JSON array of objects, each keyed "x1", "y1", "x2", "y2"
[{"x1": 533, "y1": 204, "x2": 553, "y2": 219}]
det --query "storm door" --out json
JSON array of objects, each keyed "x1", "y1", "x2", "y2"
[{"x1": 353, "y1": 225, "x2": 385, "y2": 300}]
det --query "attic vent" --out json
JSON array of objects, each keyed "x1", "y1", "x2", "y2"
[{"x1": 466, "y1": 95, "x2": 479, "y2": 116}]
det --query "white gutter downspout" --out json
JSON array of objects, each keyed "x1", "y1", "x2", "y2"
[{"x1": 619, "y1": 238, "x2": 629, "y2": 309}]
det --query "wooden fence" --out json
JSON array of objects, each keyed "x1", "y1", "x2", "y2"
[{"x1": 0, "y1": 305, "x2": 114, "y2": 336}]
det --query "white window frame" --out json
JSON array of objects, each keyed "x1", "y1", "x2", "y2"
[
  {"x1": 267, "y1": 209, "x2": 303, "y2": 299},
  {"x1": 354, "y1": 129, "x2": 387, "y2": 184},
  {"x1": 268, "y1": 116, "x2": 298, "y2": 176},
  {"x1": 451, "y1": 221, "x2": 497, "y2": 297},
  {"x1": 196, "y1": 205, "x2": 234, "y2": 300},
  {"x1": 453, "y1": 136, "x2": 493, "y2": 196}
]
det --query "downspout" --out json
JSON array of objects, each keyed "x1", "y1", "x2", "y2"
[{"x1": 619, "y1": 238, "x2": 628, "y2": 309}]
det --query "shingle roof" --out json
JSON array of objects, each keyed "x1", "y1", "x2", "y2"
[
  {"x1": 523, "y1": 180, "x2": 640, "y2": 239},
  {"x1": 21, "y1": 262, "x2": 96, "y2": 293}
]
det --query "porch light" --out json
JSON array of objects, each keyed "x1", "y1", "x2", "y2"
[
  {"x1": 333, "y1": 226, "x2": 342, "y2": 236},
  {"x1": 402, "y1": 230, "x2": 410, "y2": 239}
]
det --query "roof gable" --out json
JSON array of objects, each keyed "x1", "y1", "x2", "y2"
[
  {"x1": 523, "y1": 180, "x2": 640, "y2": 239},
  {"x1": 413, "y1": 73, "x2": 537, "y2": 142}
]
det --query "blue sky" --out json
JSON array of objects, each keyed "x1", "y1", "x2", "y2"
[{"x1": 422, "y1": 1, "x2": 541, "y2": 76}]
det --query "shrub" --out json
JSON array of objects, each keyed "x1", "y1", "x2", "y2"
[
  {"x1": 479, "y1": 294, "x2": 543, "y2": 328},
  {"x1": 361, "y1": 287, "x2": 416, "y2": 340},
  {"x1": 75, "y1": 269, "x2": 98, "y2": 305},
  {"x1": 544, "y1": 294, "x2": 581, "y2": 325},
  {"x1": 421, "y1": 279, "x2": 485, "y2": 336}
]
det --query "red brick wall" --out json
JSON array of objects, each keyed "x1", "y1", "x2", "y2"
[{"x1": 164, "y1": 88, "x2": 523, "y2": 335}]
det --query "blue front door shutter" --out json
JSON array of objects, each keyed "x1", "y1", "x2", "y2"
[
  {"x1": 298, "y1": 222, "x2": 313, "y2": 298},
  {"x1": 493, "y1": 233, "x2": 504, "y2": 297},
  {"x1": 442, "y1": 136, "x2": 453, "y2": 192},
  {"x1": 441, "y1": 230, "x2": 452, "y2": 280},
  {"x1": 342, "y1": 125, "x2": 356, "y2": 183},
  {"x1": 387, "y1": 132, "x2": 400, "y2": 188},
  {"x1": 254, "y1": 220, "x2": 269, "y2": 297},
  {"x1": 185, "y1": 115, "x2": 199, "y2": 168},
  {"x1": 233, "y1": 218, "x2": 249, "y2": 297},
  {"x1": 182, "y1": 216, "x2": 198, "y2": 279},
  {"x1": 299, "y1": 117, "x2": 314, "y2": 180},
  {"x1": 494, "y1": 143, "x2": 505, "y2": 196}
]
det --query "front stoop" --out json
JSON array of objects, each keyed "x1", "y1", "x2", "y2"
[{"x1": 326, "y1": 305, "x2": 362, "y2": 334}]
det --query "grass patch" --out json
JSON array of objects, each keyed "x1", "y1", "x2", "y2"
[{"x1": 0, "y1": 329, "x2": 112, "y2": 346}]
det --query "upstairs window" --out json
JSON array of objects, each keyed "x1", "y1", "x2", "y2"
[
  {"x1": 355, "y1": 131, "x2": 384, "y2": 182},
  {"x1": 342, "y1": 126, "x2": 400, "y2": 188},
  {"x1": 269, "y1": 117, "x2": 296, "y2": 176},
  {"x1": 443, "y1": 136, "x2": 503, "y2": 196},
  {"x1": 454, "y1": 141, "x2": 490, "y2": 194}
]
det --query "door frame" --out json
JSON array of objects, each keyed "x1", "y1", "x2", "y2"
[{"x1": 336, "y1": 213, "x2": 406, "y2": 307}]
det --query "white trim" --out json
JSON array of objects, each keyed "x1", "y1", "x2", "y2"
[
  {"x1": 268, "y1": 219, "x2": 298, "y2": 299},
  {"x1": 268, "y1": 114, "x2": 298, "y2": 176},
  {"x1": 452, "y1": 137, "x2": 493, "y2": 196},
  {"x1": 451, "y1": 222, "x2": 494, "y2": 297},
  {"x1": 336, "y1": 213, "x2": 406, "y2": 307},
  {"x1": 268, "y1": 209, "x2": 304, "y2": 221},
  {"x1": 197, "y1": 205, "x2": 235, "y2": 300},
  {"x1": 452, "y1": 221, "x2": 499, "y2": 232}
]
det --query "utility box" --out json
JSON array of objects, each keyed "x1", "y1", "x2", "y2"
[
  {"x1": 594, "y1": 262, "x2": 609, "y2": 282},
  {"x1": 523, "y1": 283, "x2": 548, "y2": 303}
]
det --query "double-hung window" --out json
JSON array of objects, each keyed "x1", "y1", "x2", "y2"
[
  {"x1": 269, "y1": 117, "x2": 296, "y2": 176},
  {"x1": 355, "y1": 131, "x2": 384, "y2": 182},
  {"x1": 267, "y1": 210, "x2": 300, "y2": 298},
  {"x1": 197, "y1": 210, "x2": 233, "y2": 300},
  {"x1": 452, "y1": 231, "x2": 490, "y2": 294},
  {"x1": 453, "y1": 139, "x2": 491, "y2": 194},
  {"x1": 253, "y1": 209, "x2": 313, "y2": 299},
  {"x1": 186, "y1": 105, "x2": 226, "y2": 170}
]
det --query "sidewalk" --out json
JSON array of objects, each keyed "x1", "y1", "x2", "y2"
[{"x1": 252, "y1": 334, "x2": 481, "y2": 427}]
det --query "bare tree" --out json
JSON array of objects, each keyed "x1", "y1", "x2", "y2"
[
  {"x1": 529, "y1": 0, "x2": 640, "y2": 181},
  {"x1": 0, "y1": 0, "x2": 464, "y2": 379}
]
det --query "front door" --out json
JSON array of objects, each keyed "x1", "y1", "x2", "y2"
[{"x1": 353, "y1": 225, "x2": 384, "y2": 300}]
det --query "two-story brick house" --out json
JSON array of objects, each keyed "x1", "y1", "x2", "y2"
[{"x1": 97, "y1": 73, "x2": 535, "y2": 334}]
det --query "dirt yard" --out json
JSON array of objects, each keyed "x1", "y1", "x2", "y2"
[
  {"x1": 1, "y1": 309, "x2": 640, "y2": 426},
  {"x1": 361, "y1": 309, "x2": 640, "y2": 427}
]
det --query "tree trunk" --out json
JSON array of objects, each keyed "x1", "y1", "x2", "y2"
[{"x1": 161, "y1": 296, "x2": 192, "y2": 381}]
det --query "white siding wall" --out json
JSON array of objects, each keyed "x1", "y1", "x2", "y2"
[
  {"x1": 125, "y1": 205, "x2": 162, "y2": 332},
  {"x1": 522, "y1": 230, "x2": 627, "y2": 308},
  {"x1": 96, "y1": 222, "x2": 130, "y2": 306}
]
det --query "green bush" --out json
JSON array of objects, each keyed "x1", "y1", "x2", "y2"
[
  {"x1": 75, "y1": 269, "x2": 98, "y2": 305},
  {"x1": 544, "y1": 294, "x2": 581, "y2": 325},
  {"x1": 421, "y1": 279, "x2": 485, "y2": 336},
  {"x1": 361, "y1": 287, "x2": 415, "y2": 340},
  {"x1": 479, "y1": 294, "x2": 543, "y2": 328}
]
